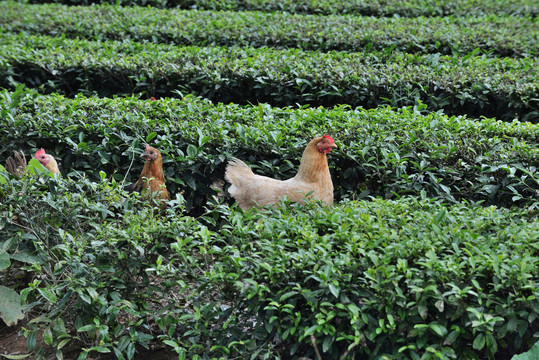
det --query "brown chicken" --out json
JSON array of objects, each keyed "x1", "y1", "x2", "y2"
[
  {"x1": 34, "y1": 148, "x2": 60, "y2": 174},
  {"x1": 125, "y1": 144, "x2": 169, "y2": 205},
  {"x1": 225, "y1": 135, "x2": 337, "y2": 210}
]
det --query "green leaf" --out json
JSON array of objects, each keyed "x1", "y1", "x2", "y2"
[
  {"x1": 328, "y1": 284, "x2": 340, "y2": 298},
  {"x1": 198, "y1": 134, "x2": 211, "y2": 147},
  {"x1": 0, "y1": 164, "x2": 7, "y2": 184},
  {"x1": 511, "y1": 340, "x2": 539, "y2": 360},
  {"x1": 77, "y1": 324, "x2": 97, "y2": 333},
  {"x1": 43, "y1": 327, "x2": 53, "y2": 346},
  {"x1": 0, "y1": 249, "x2": 10, "y2": 271},
  {"x1": 434, "y1": 208, "x2": 446, "y2": 224},
  {"x1": 429, "y1": 323, "x2": 448, "y2": 337},
  {"x1": 473, "y1": 333, "x2": 485, "y2": 350},
  {"x1": 279, "y1": 291, "x2": 297, "y2": 301},
  {"x1": 303, "y1": 325, "x2": 318, "y2": 337},
  {"x1": 91, "y1": 346, "x2": 111, "y2": 353},
  {"x1": 9, "y1": 84, "x2": 26, "y2": 109},
  {"x1": 146, "y1": 132, "x2": 157, "y2": 143},
  {"x1": 86, "y1": 287, "x2": 99, "y2": 301},
  {"x1": 127, "y1": 343, "x2": 135, "y2": 360},
  {"x1": 26, "y1": 158, "x2": 50, "y2": 176},
  {"x1": 38, "y1": 288, "x2": 57, "y2": 304},
  {"x1": 57, "y1": 338, "x2": 71, "y2": 350},
  {"x1": 0, "y1": 354, "x2": 31, "y2": 359},
  {"x1": 322, "y1": 336, "x2": 333, "y2": 353},
  {"x1": 26, "y1": 331, "x2": 37, "y2": 351},
  {"x1": 184, "y1": 175, "x2": 196, "y2": 190},
  {"x1": 186, "y1": 144, "x2": 197, "y2": 157},
  {"x1": 9, "y1": 252, "x2": 43, "y2": 265},
  {"x1": 0, "y1": 286, "x2": 24, "y2": 327}
]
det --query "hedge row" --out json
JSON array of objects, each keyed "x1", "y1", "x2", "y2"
[
  {"x1": 2, "y1": 2, "x2": 538, "y2": 57},
  {"x1": 1, "y1": 88, "x2": 538, "y2": 212},
  {"x1": 23, "y1": 0, "x2": 539, "y2": 17},
  {"x1": 1, "y1": 32, "x2": 537, "y2": 122},
  {"x1": 1, "y1": 174, "x2": 538, "y2": 359}
]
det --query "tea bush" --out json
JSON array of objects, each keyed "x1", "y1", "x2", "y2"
[
  {"x1": 196, "y1": 198, "x2": 539, "y2": 359},
  {"x1": 0, "y1": 172, "x2": 201, "y2": 359},
  {"x1": 22, "y1": 0, "x2": 539, "y2": 17},
  {"x1": 1, "y1": 172, "x2": 537, "y2": 359},
  {"x1": 0, "y1": 32, "x2": 537, "y2": 121},
  {"x1": 1, "y1": 0, "x2": 538, "y2": 357},
  {"x1": 1, "y1": 89, "x2": 538, "y2": 212},
  {"x1": 2, "y1": 2, "x2": 537, "y2": 57},
  {"x1": 0, "y1": 91, "x2": 539, "y2": 209}
]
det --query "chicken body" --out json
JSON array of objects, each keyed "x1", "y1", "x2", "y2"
[
  {"x1": 34, "y1": 148, "x2": 60, "y2": 174},
  {"x1": 125, "y1": 144, "x2": 169, "y2": 204},
  {"x1": 225, "y1": 135, "x2": 337, "y2": 210}
]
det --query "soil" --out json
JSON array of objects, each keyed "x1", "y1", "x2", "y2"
[
  {"x1": 0, "y1": 323, "x2": 35, "y2": 359},
  {"x1": 0, "y1": 321, "x2": 521, "y2": 360},
  {"x1": 0, "y1": 321, "x2": 178, "y2": 360}
]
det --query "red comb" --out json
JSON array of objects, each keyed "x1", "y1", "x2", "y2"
[
  {"x1": 150, "y1": 97, "x2": 157, "y2": 101},
  {"x1": 145, "y1": 144, "x2": 150, "y2": 151},
  {"x1": 323, "y1": 135, "x2": 334, "y2": 142},
  {"x1": 35, "y1": 148, "x2": 46, "y2": 157}
]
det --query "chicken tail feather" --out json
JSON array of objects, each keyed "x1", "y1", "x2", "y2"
[
  {"x1": 6, "y1": 150, "x2": 27, "y2": 177},
  {"x1": 225, "y1": 158, "x2": 254, "y2": 186}
]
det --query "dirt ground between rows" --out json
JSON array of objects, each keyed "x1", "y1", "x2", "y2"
[
  {"x1": 0, "y1": 322, "x2": 177, "y2": 360},
  {"x1": 0, "y1": 323, "x2": 32, "y2": 359},
  {"x1": 0, "y1": 321, "x2": 522, "y2": 360}
]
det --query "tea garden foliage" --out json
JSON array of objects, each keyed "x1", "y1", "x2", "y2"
[
  {"x1": 21, "y1": 0, "x2": 539, "y2": 17},
  {"x1": 0, "y1": 0, "x2": 538, "y2": 359}
]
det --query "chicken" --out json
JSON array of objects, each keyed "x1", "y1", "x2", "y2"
[
  {"x1": 125, "y1": 144, "x2": 169, "y2": 205},
  {"x1": 225, "y1": 135, "x2": 337, "y2": 210},
  {"x1": 34, "y1": 148, "x2": 61, "y2": 174},
  {"x1": 5, "y1": 150, "x2": 27, "y2": 176},
  {"x1": 5, "y1": 148, "x2": 60, "y2": 177}
]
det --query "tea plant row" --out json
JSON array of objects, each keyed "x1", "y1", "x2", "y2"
[
  {"x1": 24, "y1": 0, "x2": 539, "y2": 17},
  {"x1": 1, "y1": 174, "x2": 537, "y2": 359},
  {"x1": 1, "y1": 32, "x2": 537, "y2": 122},
  {"x1": 2, "y1": 2, "x2": 538, "y2": 57},
  {"x1": 2, "y1": 88, "x2": 538, "y2": 212}
]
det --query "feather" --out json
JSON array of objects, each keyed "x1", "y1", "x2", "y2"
[{"x1": 5, "y1": 150, "x2": 27, "y2": 177}]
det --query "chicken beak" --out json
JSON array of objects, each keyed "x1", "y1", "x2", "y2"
[
  {"x1": 141, "y1": 151, "x2": 151, "y2": 160},
  {"x1": 331, "y1": 143, "x2": 338, "y2": 148}
]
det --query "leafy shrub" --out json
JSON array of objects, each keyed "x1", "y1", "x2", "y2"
[
  {"x1": 1, "y1": 1, "x2": 537, "y2": 359},
  {"x1": 0, "y1": 32, "x2": 537, "y2": 121},
  {"x1": 1, "y1": 170, "x2": 537, "y2": 359},
  {"x1": 21, "y1": 0, "x2": 539, "y2": 17},
  {"x1": 1, "y1": 3, "x2": 537, "y2": 57},
  {"x1": 0, "y1": 171, "x2": 200, "y2": 359},
  {"x1": 1, "y1": 89, "x2": 538, "y2": 212},
  {"x1": 192, "y1": 198, "x2": 539, "y2": 359}
]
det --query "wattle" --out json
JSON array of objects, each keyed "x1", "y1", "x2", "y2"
[{"x1": 321, "y1": 147, "x2": 332, "y2": 154}]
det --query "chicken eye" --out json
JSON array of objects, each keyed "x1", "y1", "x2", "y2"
[{"x1": 150, "y1": 151, "x2": 154, "y2": 154}]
